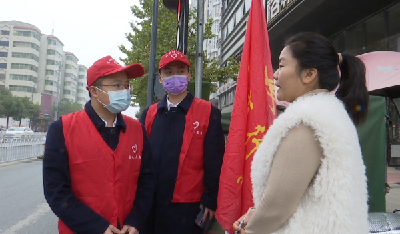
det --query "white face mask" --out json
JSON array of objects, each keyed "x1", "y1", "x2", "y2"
[{"x1": 95, "y1": 87, "x2": 131, "y2": 113}]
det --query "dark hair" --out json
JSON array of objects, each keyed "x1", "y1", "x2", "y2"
[
  {"x1": 285, "y1": 32, "x2": 369, "y2": 125},
  {"x1": 88, "y1": 77, "x2": 105, "y2": 98}
]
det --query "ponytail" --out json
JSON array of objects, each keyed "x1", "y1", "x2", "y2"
[{"x1": 336, "y1": 53, "x2": 369, "y2": 125}]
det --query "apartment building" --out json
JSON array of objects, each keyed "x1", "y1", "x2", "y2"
[{"x1": 0, "y1": 21, "x2": 88, "y2": 110}]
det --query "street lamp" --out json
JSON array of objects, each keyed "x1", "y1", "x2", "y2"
[
  {"x1": 54, "y1": 61, "x2": 62, "y2": 120},
  {"x1": 31, "y1": 78, "x2": 46, "y2": 102}
]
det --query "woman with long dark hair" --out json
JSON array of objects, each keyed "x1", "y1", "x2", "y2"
[{"x1": 233, "y1": 32, "x2": 369, "y2": 234}]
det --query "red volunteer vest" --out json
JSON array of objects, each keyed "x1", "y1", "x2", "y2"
[
  {"x1": 145, "y1": 97, "x2": 212, "y2": 202},
  {"x1": 59, "y1": 110, "x2": 143, "y2": 234}
]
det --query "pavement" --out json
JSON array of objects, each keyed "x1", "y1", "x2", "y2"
[
  {"x1": 0, "y1": 158, "x2": 58, "y2": 234},
  {"x1": 0, "y1": 159, "x2": 398, "y2": 233}
]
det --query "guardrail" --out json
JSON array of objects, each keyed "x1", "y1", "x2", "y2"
[{"x1": 0, "y1": 136, "x2": 46, "y2": 163}]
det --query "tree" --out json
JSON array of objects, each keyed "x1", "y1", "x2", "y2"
[
  {"x1": 0, "y1": 87, "x2": 19, "y2": 128},
  {"x1": 10, "y1": 97, "x2": 26, "y2": 126},
  {"x1": 19, "y1": 97, "x2": 40, "y2": 127},
  {"x1": 0, "y1": 88, "x2": 42, "y2": 127},
  {"x1": 27, "y1": 103, "x2": 40, "y2": 122},
  {"x1": 120, "y1": 0, "x2": 240, "y2": 118},
  {"x1": 52, "y1": 99, "x2": 83, "y2": 118}
]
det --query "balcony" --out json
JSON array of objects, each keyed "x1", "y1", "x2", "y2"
[
  {"x1": 63, "y1": 93, "x2": 76, "y2": 101},
  {"x1": 44, "y1": 85, "x2": 57, "y2": 92}
]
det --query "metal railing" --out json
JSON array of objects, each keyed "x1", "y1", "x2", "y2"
[{"x1": 0, "y1": 133, "x2": 46, "y2": 163}]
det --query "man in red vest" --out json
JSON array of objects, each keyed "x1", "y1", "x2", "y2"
[
  {"x1": 139, "y1": 50, "x2": 225, "y2": 234},
  {"x1": 43, "y1": 56, "x2": 155, "y2": 234}
]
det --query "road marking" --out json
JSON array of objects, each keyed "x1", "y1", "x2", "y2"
[{"x1": 1, "y1": 203, "x2": 51, "y2": 234}]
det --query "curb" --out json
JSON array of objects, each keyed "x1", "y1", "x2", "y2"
[{"x1": 0, "y1": 157, "x2": 42, "y2": 168}]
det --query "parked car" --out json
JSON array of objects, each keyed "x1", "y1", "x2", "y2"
[{"x1": 5, "y1": 127, "x2": 34, "y2": 140}]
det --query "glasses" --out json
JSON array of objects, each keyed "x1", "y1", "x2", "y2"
[{"x1": 99, "y1": 83, "x2": 132, "y2": 91}]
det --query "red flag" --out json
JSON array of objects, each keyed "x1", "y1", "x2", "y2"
[{"x1": 215, "y1": 0, "x2": 276, "y2": 233}]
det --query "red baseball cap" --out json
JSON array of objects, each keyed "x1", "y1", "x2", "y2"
[
  {"x1": 87, "y1": 55, "x2": 145, "y2": 87},
  {"x1": 159, "y1": 50, "x2": 190, "y2": 70}
]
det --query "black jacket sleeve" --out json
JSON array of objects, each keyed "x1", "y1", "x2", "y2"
[
  {"x1": 139, "y1": 108, "x2": 149, "y2": 126},
  {"x1": 43, "y1": 120, "x2": 110, "y2": 234},
  {"x1": 201, "y1": 106, "x2": 225, "y2": 211},
  {"x1": 123, "y1": 124, "x2": 156, "y2": 232}
]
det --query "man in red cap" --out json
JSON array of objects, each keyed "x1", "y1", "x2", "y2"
[
  {"x1": 139, "y1": 50, "x2": 225, "y2": 234},
  {"x1": 43, "y1": 56, "x2": 155, "y2": 234}
]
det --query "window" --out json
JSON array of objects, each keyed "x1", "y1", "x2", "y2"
[
  {"x1": 11, "y1": 63, "x2": 38, "y2": 72},
  {"x1": 65, "y1": 64, "x2": 77, "y2": 72},
  {"x1": 9, "y1": 74, "x2": 37, "y2": 82},
  {"x1": 13, "y1": 41, "x2": 40, "y2": 51},
  {"x1": 0, "y1": 63, "x2": 7, "y2": 69},
  {"x1": 63, "y1": 90, "x2": 75, "y2": 96},
  {"x1": 78, "y1": 82, "x2": 85, "y2": 86},
  {"x1": 47, "y1": 59, "x2": 56, "y2": 65},
  {"x1": 0, "y1": 52, "x2": 7, "y2": 57},
  {"x1": 66, "y1": 55, "x2": 78, "y2": 64},
  {"x1": 47, "y1": 38, "x2": 63, "y2": 49},
  {"x1": 13, "y1": 30, "x2": 41, "y2": 41},
  {"x1": 0, "y1": 41, "x2": 9, "y2": 47},
  {"x1": 12, "y1": 52, "x2": 39, "y2": 62},
  {"x1": 77, "y1": 97, "x2": 86, "y2": 102},
  {"x1": 46, "y1": 69, "x2": 55, "y2": 75},
  {"x1": 0, "y1": 73, "x2": 5, "y2": 81},
  {"x1": 79, "y1": 67, "x2": 86, "y2": 72},
  {"x1": 47, "y1": 49, "x2": 63, "y2": 59},
  {"x1": 9, "y1": 85, "x2": 36, "y2": 92},
  {"x1": 65, "y1": 73, "x2": 77, "y2": 81},
  {"x1": 48, "y1": 38, "x2": 56, "y2": 45},
  {"x1": 45, "y1": 80, "x2": 57, "y2": 86},
  {"x1": 79, "y1": 75, "x2": 86, "y2": 80},
  {"x1": 64, "y1": 81, "x2": 76, "y2": 88},
  {"x1": 1, "y1": 30, "x2": 10, "y2": 35},
  {"x1": 77, "y1": 89, "x2": 84, "y2": 93}
]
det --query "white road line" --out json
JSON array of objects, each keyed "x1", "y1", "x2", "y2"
[{"x1": 1, "y1": 203, "x2": 51, "y2": 234}]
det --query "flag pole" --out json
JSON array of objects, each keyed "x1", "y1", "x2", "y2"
[{"x1": 195, "y1": 0, "x2": 204, "y2": 98}]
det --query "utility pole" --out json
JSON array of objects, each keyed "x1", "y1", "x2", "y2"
[
  {"x1": 31, "y1": 83, "x2": 35, "y2": 101},
  {"x1": 195, "y1": 0, "x2": 204, "y2": 98},
  {"x1": 54, "y1": 62, "x2": 62, "y2": 120},
  {"x1": 147, "y1": 0, "x2": 160, "y2": 107}
]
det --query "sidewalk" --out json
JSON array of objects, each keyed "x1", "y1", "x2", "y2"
[{"x1": 386, "y1": 167, "x2": 400, "y2": 212}]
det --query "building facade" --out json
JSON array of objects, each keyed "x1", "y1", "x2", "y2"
[
  {"x1": 216, "y1": 0, "x2": 400, "y2": 113},
  {"x1": 77, "y1": 65, "x2": 88, "y2": 106},
  {"x1": 63, "y1": 52, "x2": 79, "y2": 103},
  {"x1": 204, "y1": 0, "x2": 223, "y2": 106},
  {"x1": 0, "y1": 21, "x2": 88, "y2": 123},
  {"x1": 204, "y1": 0, "x2": 221, "y2": 60}
]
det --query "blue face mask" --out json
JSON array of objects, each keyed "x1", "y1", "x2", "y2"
[{"x1": 96, "y1": 87, "x2": 131, "y2": 113}]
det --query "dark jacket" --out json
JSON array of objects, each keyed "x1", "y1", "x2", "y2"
[{"x1": 43, "y1": 101, "x2": 155, "y2": 234}]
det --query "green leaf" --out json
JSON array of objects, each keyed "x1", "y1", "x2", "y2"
[{"x1": 120, "y1": 1, "x2": 240, "y2": 118}]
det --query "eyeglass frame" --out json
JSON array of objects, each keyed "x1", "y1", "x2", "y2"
[{"x1": 96, "y1": 83, "x2": 132, "y2": 91}]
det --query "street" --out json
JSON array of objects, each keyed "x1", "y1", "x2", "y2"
[
  {"x1": 0, "y1": 159, "x2": 57, "y2": 234},
  {"x1": 0, "y1": 158, "x2": 399, "y2": 234}
]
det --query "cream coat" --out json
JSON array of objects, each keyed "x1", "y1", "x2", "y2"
[{"x1": 251, "y1": 93, "x2": 369, "y2": 234}]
